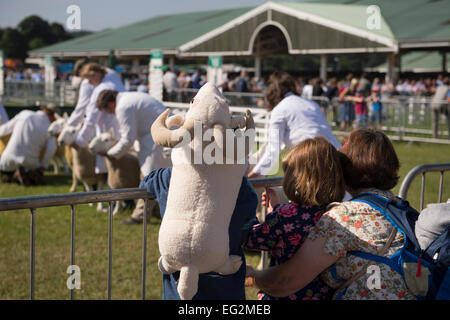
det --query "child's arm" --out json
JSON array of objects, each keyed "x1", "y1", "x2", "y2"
[
  {"x1": 244, "y1": 205, "x2": 282, "y2": 252},
  {"x1": 139, "y1": 167, "x2": 172, "y2": 219}
]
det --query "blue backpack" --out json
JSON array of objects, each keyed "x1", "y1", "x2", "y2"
[{"x1": 335, "y1": 193, "x2": 450, "y2": 300}]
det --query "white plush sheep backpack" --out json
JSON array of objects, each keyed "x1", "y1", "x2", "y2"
[{"x1": 151, "y1": 82, "x2": 255, "y2": 300}]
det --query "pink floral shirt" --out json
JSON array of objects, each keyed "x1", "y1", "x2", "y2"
[{"x1": 307, "y1": 189, "x2": 416, "y2": 300}]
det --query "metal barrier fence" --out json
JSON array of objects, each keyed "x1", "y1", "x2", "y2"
[
  {"x1": 0, "y1": 188, "x2": 151, "y2": 300},
  {"x1": 1, "y1": 80, "x2": 77, "y2": 106},
  {"x1": 0, "y1": 163, "x2": 448, "y2": 299},
  {"x1": 0, "y1": 177, "x2": 283, "y2": 300},
  {"x1": 398, "y1": 162, "x2": 450, "y2": 210},
  {"x1": 2, "y1": 81, "x2": 449, "y2": 143}
]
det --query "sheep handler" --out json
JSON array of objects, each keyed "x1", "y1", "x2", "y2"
[
  {"x1": 0, "y1": 104, "x2": 59, "y2": 185},
  {"x1": 72, "y1": 63, "x2": 126, "y2": 175},
  {"x1": 95, "y1": 90, "x2": 171, "y2": 224}
]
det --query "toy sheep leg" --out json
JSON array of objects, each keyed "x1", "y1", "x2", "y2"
[
  {"x1": 214, "y1": 255, "x2": 243, "y2": 275},
  {"x1": 178, "y1": 265, "x2": 199, "y2": 300},
  {"x1": 158, "y1": 256, "x2": 178, "y2": 274},
  {"x1": 158, "y1": 256, "x2": 199, "y2": 300}
]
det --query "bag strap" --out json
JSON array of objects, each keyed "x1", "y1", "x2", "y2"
[{"x1": 332, "y1": 227, "x2": 397, "y2": 300}]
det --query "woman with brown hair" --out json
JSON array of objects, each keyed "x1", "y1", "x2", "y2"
[
  {"x1": 244, "y1": 137, "x2": 346, "y2": 300},
  {"x1": 248, "y1": 72, "x2": 340, "y2": 178},
  {"x1": 246, "y1": 129, "x2": 416, "y2": 300}
]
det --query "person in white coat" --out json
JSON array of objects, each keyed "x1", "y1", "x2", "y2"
[
  {"x1": 0, "y1": 103, "x2": 9, "y2": 125},
  {"x1": 96, "y1": 90, "x2": 171, "y2": 224},
  {"x1": 248, "y1": 72, "x2": 341, "y2": 178},
  {"x1": 96, "y1": 90, "x2": 168, "y2": 175},
  {"x1": 0, "y1": 103, "x2": 10, "y2": 156},
  {"x1": 0, "y1": 104, "x2": 58, "y2": 185},
  {"x1": 66, "y1": 59, "x2": 94, "y2": 127},
  {"x1": 73, "y1": 63, "x2": 126, "y2": 174}
]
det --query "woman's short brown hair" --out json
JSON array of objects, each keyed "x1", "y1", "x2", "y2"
[
  {"x1": 96, "y1": 90, "x2": 118, "y2": 110},
  {"x1": 282, "y1": 137, "x2": 346, "y2": 206},
  {"x1": 80, "y1": 62, "x2": 106, "y2": 79},
  {"x1": 264, "y1": 72, "x2": 298, "y2": 111},
  {"x1": 343, "y1": 129, "x2": 400, "y2": 191}
]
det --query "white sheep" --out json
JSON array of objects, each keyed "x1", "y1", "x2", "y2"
[
  {"x1": 46, "y1": 113, "x2": 71, "y2": 175},
  {"x1": 150, "y1": 82, "x2": 255, "y2": 300},
  {"x1": 88, "y1": 130, "x2": 141, "y2": 215},
  {"x1": 57, "y1": 123, "x2": 107, "y2": 212}
]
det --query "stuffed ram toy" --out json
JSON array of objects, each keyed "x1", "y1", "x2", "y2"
[{"x1": 150, "y1": 82, "x2": 255, "y2": 300}]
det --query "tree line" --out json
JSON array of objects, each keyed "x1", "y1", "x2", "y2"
[{"x1": 0, "y1": 15, "x2": 91, "y2": 61}]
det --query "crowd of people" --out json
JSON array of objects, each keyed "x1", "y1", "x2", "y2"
[
  {"x1": 297, "y1": 73, "x2": 450, "y2": 132},
  {"x1": 5, "y1": 69, "x2": 44, "y2": 82},
  {"x1": 157, "y1": 69, "x2": 450, "y2": 136}
]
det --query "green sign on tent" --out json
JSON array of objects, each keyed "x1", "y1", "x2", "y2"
[
  {"x1": 208, "y1": 56, "x2": 222, "y2": 68},
  {"x1": 151, "y1": 50, "x2": 163, "y2": 59}
]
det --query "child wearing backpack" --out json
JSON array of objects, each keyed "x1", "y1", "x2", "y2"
[{"x1": 244, "y1": 137, "x2": 347, "y2": 300}]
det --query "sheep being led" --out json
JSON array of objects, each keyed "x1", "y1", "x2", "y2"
[
  {"x1": 57, "y1": 123, "x2": 107, "y2": 212},
  {"x1": 47, "y1": 113, "x2": 71, "y2": 175},
  {"x1": 151, "y1": 82, "x2": 255, "y2": 300},
  {"x1": 88, "y1": 129, "x2": 141, "y2": 215}
]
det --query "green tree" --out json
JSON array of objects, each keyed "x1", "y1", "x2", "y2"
[
  {"x1": 17, "y1": 15, "x2": 52, "y2": 45},
  {"x1": 28, "y1": 37, "x2": 46, "y2": 50},
  {"x1": 0, "y1": 15, "x2": 91, "y2": 60},
  {"x1": 0, "y1": 28, "x2": 28, "y2": 60},
  {"x1": 50, "y1": 22, "x2": 70, "y2": 43}
]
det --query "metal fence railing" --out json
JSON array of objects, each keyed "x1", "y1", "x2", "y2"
[
  {"x1": 398, "y1": 162, "x2": 450, "y2": 210},
  {"x1": 0, "y1": 163, "x2": 448, "y2": 299},
  {"x1": 1, "y1": 80, "x2": 77, "y2": 107},
  {"x1": 0, "y1": 188, "x2": 151, "y2": 300},
  {"x1": 2, "y1": 81, "x2": 449, "y2": 143},
  {"x1": 0, "y1": 177, "x2": 285, "y2": 300}
]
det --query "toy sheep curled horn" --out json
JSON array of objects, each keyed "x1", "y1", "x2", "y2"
[{"x1": 151, "y1": 82, "x2": 255, "y2": 300}]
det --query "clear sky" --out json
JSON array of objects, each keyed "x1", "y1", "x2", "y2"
[{"x1": 0, "y1": 0, "x2": 290, "y2": 32}]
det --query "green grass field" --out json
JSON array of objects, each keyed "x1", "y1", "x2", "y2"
[{"x1": 0, "y1": 141, "x2": 449, "y2": 300}]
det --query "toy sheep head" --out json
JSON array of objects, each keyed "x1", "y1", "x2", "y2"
[
  {"x1": 151, "y1": 82, "x2": 254, "y2": 162},
  {"x1": 48, "y1": 112, "x2": 68, "y2": 137},
  {"x1": 88, "y1": 129, "x2": 118, "y2": 155}
]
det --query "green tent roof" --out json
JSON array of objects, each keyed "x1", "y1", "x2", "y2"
[
  {"x1": 279, "y1": 2, "x2": 395, "y2": 40},
  {"x1": 30, "y1": 1, "x2": 450, "y2": 57},
  {"x1": 305, "y1": 0, "x2": 450, "y2": 41},
  {"x1": 32, "y1": 7, "x2": 253, "y2": 55}
]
